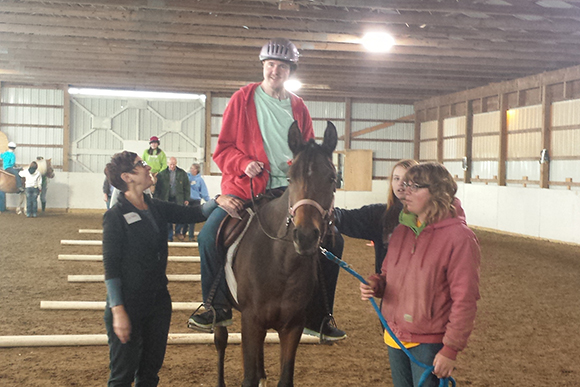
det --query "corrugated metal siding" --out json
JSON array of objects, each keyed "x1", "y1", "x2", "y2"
[
  {"x1": 506, "y1": 105, "x2": 541, "y2": 160},
  {"x1": 552, "y1": 129, "x2": 580, "y2": 156},
  {"x1": 506, "y1": 160, "x2": 540, "y2": 186},
  {"x1": 443, "y1": 116, "x2": 466, "y2": 160},
  {"x1": 352, "y1": 102, "x2": 413, "y2": 120},
  {"x1": 473, "y1": 111, "x2": 499, "y2": 134},
  {"x1": 507, "y1": 132, "x2": 541, "y2": 158},
  {"x1": 507, "y1": 105, "x2": 542, "y2": 131},
  {"x1": 70, "y1": 96, "x2": 205, "y2": 173},
  {"x1": 473, "y1": 135, "x2": 499, "y2": 159},
  {"x1": 420, "y1": 140, "x2": 437, "y2": 161},
  {"x1": 420, "y1": 120, "x2": 437, "y2": 140},
  {"x1": 472, "y1": 160, "x2": 499, "y2": 181},
  {"x1": 1, "y1": 86, "x2": 64, "y2": 169},
  {"x1": 443, "y1": 161, "x2": 464, "y2": 179},
  {"x1": 305, "y1": 101, "x2": 345, "y2": 120}
]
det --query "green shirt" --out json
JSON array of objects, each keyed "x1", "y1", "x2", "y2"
[
  {"x1": 142, "y1": 149, "x2": 167, "y2": 174},
  {"x1": 254, "y1": 86, "x2": 295, "y2": 189}
]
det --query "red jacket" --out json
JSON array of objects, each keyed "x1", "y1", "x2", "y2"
[
  {"x1": 370, "y1": 211, "x2": 481, "y2": 360},
  {"x1": 213, "y1": 83, "x2": 314, "y2": 200}
]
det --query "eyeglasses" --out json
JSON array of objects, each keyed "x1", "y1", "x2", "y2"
[
  {"x1": 132, "y1": 160, "x2": 148, "y2": 169},
  {"x1": 403, "y1": 181, "x2": 430, "y2": 193}
]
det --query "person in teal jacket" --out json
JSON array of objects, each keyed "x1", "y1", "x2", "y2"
[{"x1": 1, "y1": 142, "x2": 23, "y2": 191}]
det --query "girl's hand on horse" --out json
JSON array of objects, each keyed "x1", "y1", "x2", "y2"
[
  {"x1": 216, "y1": 195, "x2": 245, "y2": 214},
  {"x1": 360, "y1": 280, "x2": 377, "y2": 300},
  {"x1": 111, "y1": 305, "x2": 132, "y2": 344},
  {"x1": 433, "y1": 352, "x2": 456, "y2": 379},
  {"x1": 244, "y1": 161, "x2": 264, "y2": 178}
]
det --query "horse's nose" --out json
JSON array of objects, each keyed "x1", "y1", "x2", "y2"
[{"x1": 292, "y1": 226, "x2": 320, "y2": 255}]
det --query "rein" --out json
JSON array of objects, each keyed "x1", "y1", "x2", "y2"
[
  {"x1": 320, "y1": 247, "x2": 457, "y2": 387},
  {"x1": 249, "y1": 177, "x2": 292, "y2": 242}
]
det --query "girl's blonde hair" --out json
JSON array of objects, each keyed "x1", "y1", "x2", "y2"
[
  {"x1": 386, "y1": 159, "x2": 418, "y2": 209},
  {"x1": 404, "y1": 162, "x2": 457, "y2": 225}
]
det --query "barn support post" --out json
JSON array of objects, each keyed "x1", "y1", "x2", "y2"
[
  {"x1": 498, "y1": 93, "x2": 508, "y2": 186},
  {"x1": 540, "y1": 86, "x2": 552, "y2": 189},
  {"x1": 464, "y1": 100, "x2": 474, "y2": 184},
  {"x1": 204, "y1": 91, "x2": 212, "y2": 173},
  {"x1": 344, "y1": 97, "x2": 352, "y2": 150},
  {"x1": 437, "y1": 106, "x2": 444, "y2": 163},
  {"x1": 62, "y1": 85, "x2": 71, "y2": 172},
  {"x1": 413, "y1": 109, "x2": 421, "y2": 161}
]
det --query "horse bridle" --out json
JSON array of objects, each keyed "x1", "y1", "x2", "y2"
[{"x1": 249, "y1": 177, "x2": 335, "y2": 243}]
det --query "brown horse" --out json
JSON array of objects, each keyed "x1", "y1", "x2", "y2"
[{"x1": 214, "y1": 121, "x2": 338, "y2": 387}]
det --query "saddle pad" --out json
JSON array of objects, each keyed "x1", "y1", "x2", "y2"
[{"x1": 225, "y1": 208, "x2": 255, "y2": 305}]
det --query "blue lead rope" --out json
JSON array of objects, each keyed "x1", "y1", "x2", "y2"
[{"x1": 320, "y1": 247, "x2": 456, "y2": 387}]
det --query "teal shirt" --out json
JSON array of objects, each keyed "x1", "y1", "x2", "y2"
[{"x1": 254, "y1": 86, "x2": 295, "y2": 189}]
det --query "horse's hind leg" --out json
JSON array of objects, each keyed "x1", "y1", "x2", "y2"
[
  {"x1": 277, "y1": 326, "x2": 303, "y2": 387},
  {"x1": 214, "y1": 326, "x2": 228, "y2": 387}
]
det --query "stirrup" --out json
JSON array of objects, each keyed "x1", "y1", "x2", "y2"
[{"x1": 187, "y1": 303, "x2": 217, "y2": 333}]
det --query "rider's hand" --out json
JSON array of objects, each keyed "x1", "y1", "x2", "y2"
[
  {"x1": 244, "y1": 161, "x2": 264, "y2": 178},
  {"x1": 216, "y1": 195, "x2": 244, "y2": 215}
]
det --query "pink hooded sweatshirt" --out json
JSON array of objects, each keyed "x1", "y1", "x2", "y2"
[{"x1": 370, "y1": 199, "x2": 481, "y2": 360}]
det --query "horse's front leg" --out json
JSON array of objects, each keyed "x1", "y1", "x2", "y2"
[
  {"x1": 214, "y1": 326, "x2": 228, "y2": 387},
  {"x1": 277, "y1": 325, "x2": 304, "y2": 387},
  {"x1": 241, "y1": 312, "x2": 267, "y2": 387}
]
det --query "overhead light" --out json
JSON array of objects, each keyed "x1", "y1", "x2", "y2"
[
  {"x1": 361, "y1": 32, "x2": 395, "y2": 53},
  {"x1": 68, "y1": 87, "x2": 205, "y2": 100},
  {"x1": 284, "y1": 79, "x2": 302, "y2": 92}
]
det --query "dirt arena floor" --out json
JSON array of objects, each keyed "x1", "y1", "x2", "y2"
[{"x1": 1, "y1": 210, "x2": 580, "y2": 386}]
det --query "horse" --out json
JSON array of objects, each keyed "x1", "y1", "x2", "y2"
[
  {"x1": 214, "y1": 121, "x2": 338, "y2": 387},
  {"x1": 0, "y1": 157, "x2": 55, "y2": 213}
]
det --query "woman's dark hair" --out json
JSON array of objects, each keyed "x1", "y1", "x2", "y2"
[
  {"x1": 147, "y1": 147, "x2": 161, "y2": 156},
  {"x1": 28, "y1": 161, "x2": 38, "y2": 174},
  {"x1": 104, "y1": 151, "x2": 138, "y2": 192},
  {"x1": 404, "y1": 162, "x2": 457, "y2": 225}
]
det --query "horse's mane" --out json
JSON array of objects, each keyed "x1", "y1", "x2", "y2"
[{"x1": 36, "y1": 158, "x2": 47, "y2": 175}]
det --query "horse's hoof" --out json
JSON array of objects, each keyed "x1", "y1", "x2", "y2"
[{"x1": 259, "y1": 379, "x2": 267, "y2": 387}]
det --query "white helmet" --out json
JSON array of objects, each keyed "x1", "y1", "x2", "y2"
[{"x1": 8, "y1": 141, "x2": 16, "y2": 149}]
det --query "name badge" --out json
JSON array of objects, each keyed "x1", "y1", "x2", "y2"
[{"x1": 124, "y1": 212, "x2": 142, "y2": 224}]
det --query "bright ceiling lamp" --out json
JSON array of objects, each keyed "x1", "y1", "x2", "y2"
[
  {"x1": 284, "y1": 79, "x2": 302, "y2": 92},
  {"x1": 68, "y1": 87, "x2": 205, "y2": 100},
  {"x1": 361, "y1": 32, "x2": 395, "y2": 53}
]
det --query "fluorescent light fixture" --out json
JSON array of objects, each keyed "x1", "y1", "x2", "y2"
[
  {"x1": 361, "y1": 32, "x2": 395, "y2": 53},
  {"x1": 284, "y1": 79, "x2": 302, "y2": 92},
  {"x1": 68, "y1": 87, "x2": 205, "y2": 100}
]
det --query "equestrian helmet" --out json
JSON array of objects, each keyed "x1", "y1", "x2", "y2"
[
  {"x1": 8, "y1": 141, "x2": 16, "y2": 149},
  {"x1": 149, "y1": 136, "x2": 160, "y2": 144},
  {"x1": 259, "y1": 38, "x2": 299, "y2": 65}
]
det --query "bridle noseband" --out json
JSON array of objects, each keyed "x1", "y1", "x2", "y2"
[{"x1": 287, "y1": 197, "x2": 334, "y2": 228}]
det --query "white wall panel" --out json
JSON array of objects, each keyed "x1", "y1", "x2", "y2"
[
  {"x1": 507, "y1": 105, "x2": 542, "y2": 131},
  {"x1": 351, "y1": 102, "x2": 413, "y2": 120},
  {"x1": 443, "y1": 161, "x2": 464, "y2": 179},
  {"x1": 473, "y1": 111, "x2": 500, "y2": 134},
  {"x1": 420, "y1": 140, "x2": 437, "y2": 160},
  {"x1": 472, "y1": 160, "x2": 498, "y2": 180},
  {"x1": 444, "y1": 137, "x2": 465, "y2": 159},
  {"x1": 550, "y1": 160, "x2": 580, "y2": 190},
  {"x1": 473, "y1": 135, "x2": 499, "y2": 159},
  {"x1": 552, "y1": 129, "x2": 580, "y2": 157},
  {"x1": 420, "y1": 120, "x2": 437, "y2": 140},
  {"x1": 305, "y1": 101, "x2": 345, "y2": 119},
  {"x1": 506, "y1": 160, "x2": 540, "y2": 185},
  {"x1": 507, "y1": 132, "x2": 541, "y2": 158},
  {"x1": 443, "y1": 116, "x2": 466, "y2": 137},
  {"x1": 552, "y1": 99, "x2": 580, "y2": 126}
]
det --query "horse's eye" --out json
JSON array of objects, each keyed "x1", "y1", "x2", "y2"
[{"x1": 287, "y1": 178, "x2": 291, "y2": 183}]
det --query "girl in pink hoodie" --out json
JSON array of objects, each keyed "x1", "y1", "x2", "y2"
[{"x1": 361, "y1": 162, "x2": 481, "y2": 387}]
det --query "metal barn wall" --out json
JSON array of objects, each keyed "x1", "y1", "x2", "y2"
[
  {"x1": 472, "y1": 111, "x2": 500, "y2": 182},
  {"x1": 0, "y1": 86, "x2": 64, "y2": 169},
  {"x1": 551, "y1": 99, "x2": 580, "y2": 188},
  {"x1": 70, "y1": 96, "x2": 205, "y2": 173},
  {"x1": 419, "y1": 120, "x2": 437, "y2": 162},
  {"x1": 506, "y1": 105, "x2": 542, "y2": 187},
  {"x1": 351, "y1": 102, "x2": 414, "y2": 179},
  {"x1": 442, "y1": 116, "x2": 466, "y2": 179}
]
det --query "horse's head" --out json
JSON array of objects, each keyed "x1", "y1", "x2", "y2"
[
  {"x1": 287, "y1": 121, "x2": 338, "y2": 255},
  {"x1": 36, "y1": 157, "x2": 55, "y2": 178}
]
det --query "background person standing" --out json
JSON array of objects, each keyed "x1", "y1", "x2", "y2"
[
  {"x1": 153, "y1": 157, "x2": 189, "y2": 241},
  {"x1": 177, "y1": 163, "x2": 210, "y2": 242}
]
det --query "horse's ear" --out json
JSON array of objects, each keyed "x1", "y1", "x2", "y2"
[
  {"x1": 321, "y1": 121, "x2": 338, "y2": 156},
  {"x1": 288, "y1": 121, "x2": 305, "y2": 157}
]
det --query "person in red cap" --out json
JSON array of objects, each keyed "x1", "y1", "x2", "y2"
[{"x1": 142, "y1": 136, "x2": 167, "y2": 175}]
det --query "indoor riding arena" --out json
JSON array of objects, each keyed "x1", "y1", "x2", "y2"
[{"x1": 1, "y1": 2, "x2": 580, "y2": 387}]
